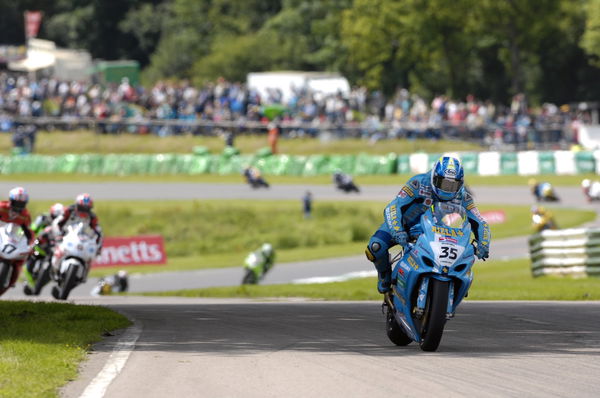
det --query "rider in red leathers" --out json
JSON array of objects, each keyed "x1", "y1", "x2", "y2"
[{"x1": 0, "y1": 187, "x2": 34, "y2": 295}]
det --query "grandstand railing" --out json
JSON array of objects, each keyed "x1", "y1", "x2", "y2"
[{"x1": 6, "y1": 115, "x2": 568, "y2": 145}]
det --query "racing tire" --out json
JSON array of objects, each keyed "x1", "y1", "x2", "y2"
[
  {"x1": 241, "y1": 269, "x2": 257, "y2": 285},
  {"x1": 58, "y1": 264, "x2": 79, "y2": 300},
  {"x1": 23, "y1": 284, "x2": 34, "y2": 295},
  {"x1": 419, "y1": 279, "x2": 449, "y2": 352},
  {"x1": 386, "y1": 306, "x2": 412, "y2": 346},
  {"x1": 33, "y1": 262, "x2": 51, "y2": 295},
  {"x1": 0, "y1": 262, "x2": 12, "y2": 296}
]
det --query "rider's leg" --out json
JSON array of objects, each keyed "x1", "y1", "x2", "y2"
[{"x1": 366, "y1": 223, "x2": 394, "y2": 293}]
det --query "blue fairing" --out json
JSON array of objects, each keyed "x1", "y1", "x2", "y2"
[{"x1": 390, "y1": 202, "x2": 475, "y2": 343}]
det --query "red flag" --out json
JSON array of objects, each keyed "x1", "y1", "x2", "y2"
[{"x1": 24, "y1": 11, "x2": 43, "y2": 38}]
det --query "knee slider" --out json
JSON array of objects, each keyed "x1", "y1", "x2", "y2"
[{"x1": 366, "y1": 237, "x2": 388, "y2": 263}]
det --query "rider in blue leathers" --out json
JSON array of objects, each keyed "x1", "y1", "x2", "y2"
[{"x1": 365, "y1": 156, "x2": 491, "y2": 293}]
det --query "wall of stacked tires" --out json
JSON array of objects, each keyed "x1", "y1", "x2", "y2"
[{"x1": 0, "y1": 146, "x2": 598, "y2": 176}]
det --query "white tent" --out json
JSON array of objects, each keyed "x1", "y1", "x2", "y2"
[{"x1": 8, "y1": 38, "x2": 56, "y2": 72}]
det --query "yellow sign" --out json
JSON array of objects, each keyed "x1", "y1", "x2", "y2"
[{"x1": 431, "y1": 225, "x2": 464, "y2": 237}]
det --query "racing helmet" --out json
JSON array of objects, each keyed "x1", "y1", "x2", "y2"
[
  {"x1": 8, "y1": 186, "x2": 29, "y2": 212},
  {"x1": 50, "y1": 202, "x2": 64, "y2": 219},
  {"x1": 431, "y1": 156, "x2": 464, "y2": 201},
  {"x1": 582, "y1": 179, "x2": 591, "y2": 189},
  {"x1": 261, "y1": 243, "x2": 274, "y2": 259},
  {"x1": 76, "y1": 193, "x2": 93, "y2": 212}
]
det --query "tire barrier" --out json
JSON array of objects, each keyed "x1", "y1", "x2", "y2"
[
  {"x1": 529, "y1": 228, "x2": 600, "y2": 277},
  {"x1": 0, "y1": 149, "x2": 598, "y2": 176}
]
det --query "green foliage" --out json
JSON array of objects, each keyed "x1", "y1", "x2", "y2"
[
  {"x1": 0, "y1": 301, "x2": 130, "y2": 398},
  {"x1": 88, "y1": 200, "x2": 384, "y2": 257},
  {"x1": 582, "y1": 0, "x2": 600, "y2": 67},
  {"x1": 2, "y1": 0, "x2": 600, "y2": 107}
]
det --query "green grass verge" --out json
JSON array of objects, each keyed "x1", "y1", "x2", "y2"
[
  {"x1": 1, "y1": 130, "x2": 483, "y2": 156},
  {"x1": 0, "y1": 301, "x2": 130, "y2": 398},
  {"x1": 21, "y1": 200, "x2": 592, "y2": 278},
  {"x1": 143, "y1": 258, "x2": 600, "y2": 301},
  {"x1": 1, "y1": 172, "x2": 598, "y2": 187}
]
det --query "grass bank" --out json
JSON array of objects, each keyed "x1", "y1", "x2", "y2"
[
  {"x1": 1, "y1": 130, "x2": 483, "y2": 156},
  {"x1": 0, "y1": 301, "x2": 130, "y2": 398},
  {"x1": 2, "y1": 172, "x2": 598, "y2": 187},
  {"x1": 24, "y1": 200, "x2": 595, "y2": 278},
  {"x1": 144, "y1": 257, "x2": 600, "y2": 301}
]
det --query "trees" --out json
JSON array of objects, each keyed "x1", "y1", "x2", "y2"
[{"x1": 1, "y1": 0, "x2": 599, "y2": 104}]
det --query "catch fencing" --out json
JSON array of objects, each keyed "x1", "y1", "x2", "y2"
[{"x1": 528, "y1": 228, "x2": 600, "y2": 277}]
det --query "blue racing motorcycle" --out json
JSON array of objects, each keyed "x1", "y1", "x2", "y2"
[{"x1": 383, "y1": 202, "x2": 480, "y2": 351}]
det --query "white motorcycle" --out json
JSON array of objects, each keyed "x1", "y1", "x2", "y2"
[
  {"x1": 0, "y1": 222, "x2": 32, "y2": 296},
  {"x1": 51, "y1": 222, "x2": 100, "y2": 300}
]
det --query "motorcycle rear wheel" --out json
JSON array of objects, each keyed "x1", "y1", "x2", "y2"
[
  {"x1": 419, "y1": 279, "x2": 449, "y2": 352},
  {"x1": 386, "y1": 306, "x2": 412, "y2": 346}
]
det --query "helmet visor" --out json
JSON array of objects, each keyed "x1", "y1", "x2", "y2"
[
  {"x1": 433, "y1": 175, "x2": 462, "y2": 193},
  {"x1": 10, "y1": 200, "x2": 26, "y2": 212}
]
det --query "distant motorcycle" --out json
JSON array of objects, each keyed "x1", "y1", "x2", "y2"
[
  {"x1": 241, "y1": 247, "x2": 274, "y2": 285},
  {"x1": 0, "y1": 222, "x2": 31, "y2": 297},
  {"x1": 531, "y1": 206, "x2": 558, "y2": 233},
  {"x1": 383, "y1": 202, "x2": 480, "y2": 352},
  {"x1": 90, "y1": 270, "x2": 129, "y2": 296},
  {"x1": 333, "y1": 172, "x2": 360, "y2": 193},
  {"x1": 243, "y1": 167, "x2": 270, "y2": 189},
  {"x1": 530, "y1": 181, "x2": 559, "y2": 202},
  {"x1": 51, "y1": 222, "x2": 100, "y2": 300}
]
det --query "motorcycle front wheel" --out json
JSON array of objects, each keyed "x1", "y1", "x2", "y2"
[
  {"x1": 419, "y1": 279, "x2": 450, "y2": 352},
  {"x1": 57, "y1": 264, "x2": 79, "y2": 300},
  {"x1": 0, "y1": 261, "x2": 12, "y2": 295},
  {"x1": 33, "y1": 261, "x2": 51, "y2": 295},
  {"x1": 241, "y1": 269, "x2": 257, "y2": 285}
]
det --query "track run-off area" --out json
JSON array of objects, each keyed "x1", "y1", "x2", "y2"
[{"x1": 3, "y1": 181, "x2": 600, "y2": 397}]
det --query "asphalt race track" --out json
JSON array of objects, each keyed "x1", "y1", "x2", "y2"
[
  {"x1": 2, "y1": 181, "x2": 599, "y2": 397},
  {"x1": 60, "y1": 297, "x2": 600, "y2": 398}
]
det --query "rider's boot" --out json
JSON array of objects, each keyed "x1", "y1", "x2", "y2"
[{"x1": 377, "y1": 270, "x2": 392, "y2": 294}]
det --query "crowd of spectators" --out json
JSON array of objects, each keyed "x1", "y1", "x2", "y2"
[{"x1": 0, "y1": 72, "x2": 592, "y2": 148}]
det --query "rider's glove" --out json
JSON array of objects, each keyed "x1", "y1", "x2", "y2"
[
  {"x1": 476, "y1": 242, "x2": 489, "y2": 260},
  {"x1": 393, "y1": 230, "x2": 408, "y2": 247}
]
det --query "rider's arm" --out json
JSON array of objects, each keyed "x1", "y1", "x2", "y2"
[
  {"x1": 463, "y1": 192, "x2": 491, "y2": 253},
  {"x1": 383, "y1": 175, "x2": 422, "y2": 242},
  {"x1": 21, "y1": 211, "x2": 34, "y2": 244},
  {"x1": 52, "y1": 210, "x2": 69, "y2": 237},
  {"x1": 89, "y1": 213, "x2": 102, "y2": 240}
]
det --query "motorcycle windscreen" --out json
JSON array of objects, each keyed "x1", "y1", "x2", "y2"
[{"x1": 429, "y1": 203, "x2": 468, "y2": 268}]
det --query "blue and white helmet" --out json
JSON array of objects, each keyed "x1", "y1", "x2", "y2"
[{"x1": 431, "y1": 156, "x2": 464, "y2": 201}]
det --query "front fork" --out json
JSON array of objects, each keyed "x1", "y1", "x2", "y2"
[{"x1": 414, "y1": 277, "x2": 455, "y2": 320}]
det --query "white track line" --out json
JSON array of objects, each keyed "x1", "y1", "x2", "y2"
[
  {"x1": 79, "y1": 323, "x2": 142, "y2": 398},
  {"x1": 292, "y1": 270, "x2": 377, "y2": 284}
]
